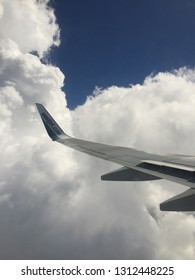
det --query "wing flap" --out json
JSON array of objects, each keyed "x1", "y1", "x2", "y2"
[
  {"x1": 136, "y1": 161, "x2": 195, "y2": 189},
  {"x1": 143, "y1": 160, "x2": 195, "y2": 172}
]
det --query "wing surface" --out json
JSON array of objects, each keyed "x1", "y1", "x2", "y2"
[{"x1": 36, "y1": 103, "x2": 195, "y2": 211}]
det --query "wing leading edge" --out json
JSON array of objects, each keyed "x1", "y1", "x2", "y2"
[{"x1": 36, "y1": 103, "x2": 195, "y2": 211}]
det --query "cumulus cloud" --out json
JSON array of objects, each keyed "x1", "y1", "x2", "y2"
[
  {"x1": 0, "y1": 0, "x2": 195, "y2": 260},
  {"x1": 71, "y1": 70, "x2": 195, "y2": 259},
  {"x1": 0, "y1": 0, "x2": 60, "y2": 58}
]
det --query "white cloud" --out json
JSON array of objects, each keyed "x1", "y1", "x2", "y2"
[
  {"x1": 0, "y1": 0, "x2": 195, "y2": 260},
  {"x1": 0, "y1": 0, "x2": 60, "y2": 57},
  {"x1": 0, "y1": 2, "x2": 3, "y2": 18},
  {"x1": 71, "y1": 69, "x2": 195, "y2": 259}
]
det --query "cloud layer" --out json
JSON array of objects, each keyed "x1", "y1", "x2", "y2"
[{"x1": 0, "y1": 0, "x2": 195, "y2": 259}]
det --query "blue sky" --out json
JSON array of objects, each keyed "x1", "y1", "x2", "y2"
[{"x1": 51, "y1": 0, "x2": 195, "y2": 108}]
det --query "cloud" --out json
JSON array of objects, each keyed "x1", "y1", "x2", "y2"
[
  {"x1": 0, "y1": 0, "x2": 195, "y2": 260},
  {"x1": 0, "y1": 0, "x2": 60, "y2": 58},
  {"x1": 71, "y1": 70, "x2": 195, "y2": 259}
]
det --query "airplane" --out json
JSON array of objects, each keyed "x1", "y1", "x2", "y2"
[{"x1": 36, "y1": 103, "x2": 195, "y2": 211}]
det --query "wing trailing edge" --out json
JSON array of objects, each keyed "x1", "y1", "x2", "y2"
[{"x1": 143, "y1": 160, "x2": 195, "y2": 172}]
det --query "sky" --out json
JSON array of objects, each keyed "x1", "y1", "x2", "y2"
[
  {"x1": 1, "y1": 0, "x2": 195, "y2": 260},
  {"x1": 51, "y1": 0, "x2": 195, "y2": 108}
]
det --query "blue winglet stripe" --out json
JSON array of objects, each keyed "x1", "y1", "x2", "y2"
[{"x1": 36, "y1": 103, "x2": 65, "y2": 141}]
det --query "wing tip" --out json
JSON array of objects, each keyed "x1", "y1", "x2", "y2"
[{"x1": 36, "y1": 103, "x2": 67, "y2": 141}]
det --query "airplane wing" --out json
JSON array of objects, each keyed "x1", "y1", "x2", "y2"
[{"x1": 36, "y1": 103, "x2": 195, "y2": 211}]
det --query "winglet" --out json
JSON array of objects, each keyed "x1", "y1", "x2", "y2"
[{"x1": 36, "y1": 103, "x2": 68, "y2": 141}]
